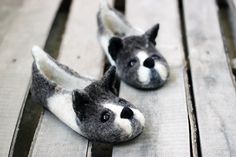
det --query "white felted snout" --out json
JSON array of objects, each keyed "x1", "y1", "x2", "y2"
[{"x1": 103, "y1": 103, "x2": 145, "y2": 137}]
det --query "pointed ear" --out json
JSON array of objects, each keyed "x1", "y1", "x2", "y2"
[
  {"x1": 144, "y1": 23, "x2": 159, "y2": 45},
  {"x1": 108, "y1": 37, "x2": 123, "y2": 61},
  {"x1": 72, "y1": 90, "x2": 90, "y2": 120},
  {"x1": 101, "y1": 66, "x2": 117, "y2": 94}
]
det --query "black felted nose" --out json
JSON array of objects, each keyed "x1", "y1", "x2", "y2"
[
  {"x1": 143, "y1": 57, "x2": 155, "y2": 68},
  {"x1": 120, "y1": 107, "x2": 134, "y2": 119}
]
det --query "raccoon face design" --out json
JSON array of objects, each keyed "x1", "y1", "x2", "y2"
[
  {"x1": 72, "y1": 67, "x2": 145, "y2": 143},
  {"x1": 108, "y1": 24, "x2": 169, "y2": 89}
]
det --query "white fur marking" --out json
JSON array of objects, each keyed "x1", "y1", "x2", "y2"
[
  {"x1": 132, "y1": 109, "x2": 145, "y2": 127},
  {"x1": 103, "y1": 103, "x2": 132, "y2": 136},
  {"x1": 136, "y1": 51, "x2": 150, "y2": 84},
  {"x1": 47, "y1": 93, "x2": 82, "y2": 134},
  {"x1": 155, "y1": 62, "x2": 168, "y2": 81},
  {"x1": 136, "y1": 51, "x2": 148, "y2": 63}
]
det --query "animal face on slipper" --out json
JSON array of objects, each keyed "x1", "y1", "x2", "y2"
[
  {"x1": 31, "y1": 46, "x2": 145, "y2": 143},
  {"x1": 108, "y1": 24, "x2": 169, "y2": 89},
  {"x1": 72, "y1": 67, "x2": 145, "y2": 143}
]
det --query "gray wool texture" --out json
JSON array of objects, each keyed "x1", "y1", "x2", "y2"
[
  {"x1": 31, "y1": 53, "x2": 144, "y2": 143},
  {"x1": 97, "y1": 3, "x2": 170, "y2": 89}
]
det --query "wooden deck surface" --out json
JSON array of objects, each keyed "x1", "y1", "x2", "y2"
[
  {"x1": 0, "y1": 0, "x2": 61, "y2": 156},
  {"x1": 0, "y1": 0, "x2": 236, "y2": 157},
  {"x1": 113, "y1": 0, "x2": 190, "y2": 156}
]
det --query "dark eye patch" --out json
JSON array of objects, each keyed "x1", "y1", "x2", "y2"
[
  {"x1": 127, "y1": 58, "x2": 137, "y2": 67},
  {"x1": 100, "y1": 111, "x2": 110, "y2": 123}
]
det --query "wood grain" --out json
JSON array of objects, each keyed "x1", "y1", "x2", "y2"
[
  {"x1": 30, "y1": 0, "x2": 105, "y2": 156},
  {"x1": 183, "y1": 0, "x2": 236, "y2": 156},
  {"x1": 0, "y1": 0, "x2": 25, "y2": 45},
  {"x1": 112, "y1": 0, "x2": 191, "y2": 156},
  {"x1": 0, "y1": 0, "x2": 61, "y2": 156}
]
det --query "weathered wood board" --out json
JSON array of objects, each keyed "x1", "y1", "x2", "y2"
[
  {"x1": 2, "y1": 0, "x2": 236, "y2": 156},
  {"x1": 0, "y1": 0, "x2": 25, "y2": 45},
  {"x1": 0, "y1": 0, "x2": 61, "y2": 156},
  {"x1": 183, "y1": 0, "x2": 236, "y2": 156},
  {"x1": 112, "y1": 0, "x2": 191, "y2": 156},
  {"x1": 230, "y1": 0, "x2": 236, "y2": 9},
  {"x1": 30, "y1": 0, "x2": 104, "y2": 156}
]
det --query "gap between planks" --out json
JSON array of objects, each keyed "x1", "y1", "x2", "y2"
[
  {"x1": 183, "y1": 0, "x2": 236, "y2": 156},
  {"x1": 178, "y1": 0, "x2": 201, "y2": 156},
  {"x1": 12, "y1": 0, "x2": 72, "y2": 156}
]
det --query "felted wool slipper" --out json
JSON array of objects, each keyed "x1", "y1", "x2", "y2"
[
  {"x1": 97, "y1": 0, "x2": 169, "y2": 89},
  {"x1": 30, "y1": 46, "x2": 145, "y2": 143}
]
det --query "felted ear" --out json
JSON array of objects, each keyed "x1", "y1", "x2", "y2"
[
  {"x1": 108, "y1": 37, "x2": 123, "y2": 61},
  {"x1": 72, "y1": 90, "x2": 90, "y2": 120},
  {"x1": 101, "y1": 66, "x2": 117, "y2": 94},
  {"x1": 144, "y1": 23, "x2": 160, "y2": 45}
]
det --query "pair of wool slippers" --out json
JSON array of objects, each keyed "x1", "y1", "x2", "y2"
[{"x1": 31, "y1": 1, "x2": 169, "y2": 143}]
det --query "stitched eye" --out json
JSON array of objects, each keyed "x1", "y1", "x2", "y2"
[
  {"x1": 100, "y1": 111, "x2": 110, "y2": 123},
  {"x1": 128, "y1": 58, "x2": 137, "y2": 67},
  {"x1": 151, "y1": 54, "x2": 161, "y2": 60}
]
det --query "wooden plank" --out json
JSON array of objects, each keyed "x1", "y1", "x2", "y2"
[
  {"x1": 183, "y1": 0, "x2": 236, "y2": 156},
  {"x1": 230, "y1": 0, "x2": 236, "y2": 9},
  {"x1": 30, "y1": 0, "x2": 105, "y2": 156},
  {"x1": 112, "y1": 0, "x2": 190, "y2": 156},
  {"x1": 0, "y1": 0, "x2": 25, "y2": 45},
  {"x1": 0, "y1": 0, "x2": 61, "y2": 156},
  {"x1": 217, "y1": 0, "x2": 236, "y2": 74}
]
